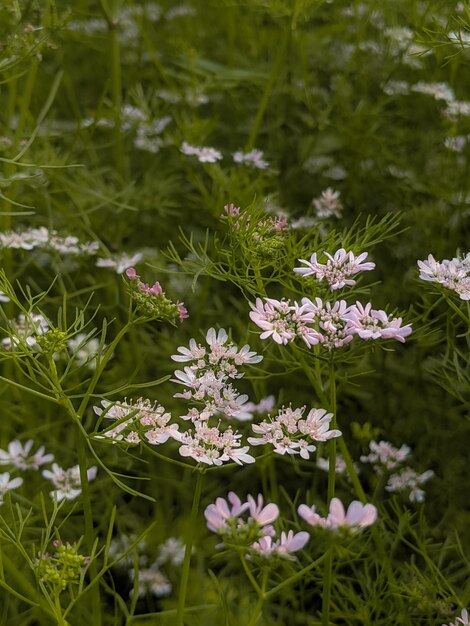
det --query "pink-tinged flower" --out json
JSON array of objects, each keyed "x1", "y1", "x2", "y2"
[
  {"x1": 294, "y1": 248, "x2": 375, "y2": 290},
  {"x1": 204, "y1": 492, "x2": 250, "y2": 532},
  {"x1": 0, "y1": 472, "x2": 23, "y2": 504},
  {"x1": 344, "y1": 301, "x2": 412, "y2": 343},
  {"x1": 297, "y1": 504, "x2": 328, "y2": 528},
  {"x1": 327, "y1": 498, "x2": 377, "y2": 529},
  {"x1": 249, "y1": 298, "x2": 320, "y2": 347},
  {"x1": 251, "y1": 531, "x2": 309, "y2": 559},
  {"x1": 247, "y1": 494, "x2": 279, "y2": 526},
  {"x1": 149, "y1": 282, "x2": 163, "y2": 296},
  {"x1": 298, "y1": 498, "x2": 377, "y2": 531},
  {"x1": 312, "y1": 188, "x2": 342, "y2": 218},
  {"x1": 297, "y1": 408, "x2": 341, "y2": 442},
  {"x1": 177, "y1": 302, "x2": 189, "y2": 320},
  {"x1": 126, "y1": 267, "x2": 138, "y2": 279},
  {"x1": 418, "y1": 253, "x2": 470, "y2": 301},
  {"x1": 249, "y1": 404, "x2": 340, "y2": 459},
  {"x1": 360, "y1": 440, "x2": 411, "y2": 472}
]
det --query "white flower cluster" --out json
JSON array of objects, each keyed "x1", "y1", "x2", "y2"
[
  {"x1": 170, "y1": 328, "x2": 263, "y2": 466},
  {"x1": 312, "y1": 188, "x2": 343, "y2": 218},
  {"x1": 181, "y1": 142, "x2": 269, "y2": 167},
  {"x1": 249, "y1": 248, "x2": 412, "y2": 349},
  {"x1": 294, "y1": 248, "x2": 375, "y2": 290},
  {"x1": 360, "y1": 440, "x2": 411, "y2": 471},
  {"x1": 96, "y1": 252, "x2": 143, "y2": 274},
  {"x1": 93, "y1": 398, "x2": 179, "y2": 446},
  {"x1": 385, "y1": 467, "x2": 434, "y2": 503},
  {"x1": 360, "y1": 440, "x2": 433, "y2": 503},
  {"x1": 248, "y1": 406, "x2": 341, "y2": 460},
  {"x1": 250, "y1": 297, "x2": 411, "y2": 350},
  {"x1": 42, "y1": 464, "x2": 97, "y2": 502},
  {"x1": 205, "y1": 491, "x2": 309, "y2": 560},
  {"x1": 0, "y1": 227, "x2": 99, "y2": 256},
  {"x1": 418, "y1": 253, "x2": 470, "y2": 300},
  {"x1": 0, "y1": 439, "x2": 95, "y2": 503},
  {"x1": 66, "y1": 333, "x2": 103, "y2": 370},
  {"x1": 232, "y1": 149, "x2": 269, "y2": 169},
  {"x1": 180, "y1": 141, "x2": 222, "y2": 163}
]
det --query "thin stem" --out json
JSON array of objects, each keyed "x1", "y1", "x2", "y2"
[
  {"x1": 47, "y1": 358, "x2": 102, "y2": 626},
  {"x1": 321, "y1": 548, "x2": 334, "y2": 626},
  {"x1": 246, "y1": 569, "x2": 268, "y2": 626},
  {"x1": 176, "y1": 471, "x2": 204, "y2": 626},
  {"x1": 265, "y1": 551, "x2": 328, "y2": 599},
  {"x1": 322, "y1": 362, "x2": 336, "y2": 626},
  {"x1": 240, "y1": 554, "x2": 262, "y2": 596},
  {"x1": 109, "y1": 22, "x2": 125, "y2": 178}
]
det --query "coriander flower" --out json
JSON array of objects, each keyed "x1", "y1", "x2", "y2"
[
  {"x1": 418, "y1": 253, "x2": 470, "y2": 300},
  {"x1": 0, "y1": 439, "x2": 54, "y2": 470},
  {"x1": 360, "y1": 440, "x2": 411, "y2": 472},
  {"x1": 251, "y1": 531, "x2": 309, "y2": 560},
  {"x1": 385, "y1": 467, "x2": 434, "y2": 503},
  {"x1": 96, "y1": 252, "x2": 143, "y2": 274},
  {"x1": 0, "y1": 472, "x2": 23, "y2": 504},
  {"x1": 180, "y1": 141, "x2": 222, "y2": 163},
  {"x1": 232, "y1": 149, "x2": 269, "y2": 169},
  {"x1": 344, "y1": 301, "x2": 412, "y2": 343},
  {"x1": 312, "y1": 188, "x2": 343, "y2": 218},
  {"x1": 294, "y1": 248, "x2": 375, "y2": 290},
  {"x1": 42, "y1": 464, "x2": 97, "y2": 501},
  {"x1": 298, "y1": 497, "x2": 377, "y2": 531},
  {"x1": 248, "y1": 405, "x2": 340, "y2": 460},
  {"x1": 249, "y1": 297, "x2": 321, "y2": 347}
]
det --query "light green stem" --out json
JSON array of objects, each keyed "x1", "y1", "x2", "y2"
[
  {"x1": 176, "y1": 471, "x2": 204, "y2": 626},
  {"x1": 110, "y1": 22, "x2": 125, "y2": 178},
  {"x1": 322, "y1": 363, "x2": 337, "y2": 626},
  {"x1": 47, "y1": 358, "x2": 102, "y2": 626},
  {"x1": 246, "y1": 570, "x2": 267, "y2": 626}
]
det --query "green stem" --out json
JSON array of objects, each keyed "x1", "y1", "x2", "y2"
[
  {"x1": 321, "y1": 548, "x2": 334, "y2": 626},
  {"x1": 322, "y1": 362, "x2": 336, "y2": 626},
  {"x1": 176, "y1": 471, "x2": 204, "y2": 626},
  {"x1": 246, "y1": 569, "x2": 267, "y2": 626},
  {"x1": 265, "y1": 552, "x2": 328, "y2": 600},
  {"x1": 326, "y1": 361, "x2": 337, "y2": 504},
  {"x1": 47, "y1": 358, "x2": 102, "y2": 626},
  {"x1": 245, "y1": 8, "x2": 294, "y2": 151},
  {"x1": 240, "y1": 554, "x2": 262, "y2": 596},
  {"x1": 109, "y1": 21, "x2": 125, "y2": 179}
]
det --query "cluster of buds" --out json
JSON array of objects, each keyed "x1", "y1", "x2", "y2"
[
  {"x1": 36, "y1": 540, "x2": 89, "y2": 594},
  {"x1": 125, "y1": 268, "x2": 188, "y2": 323},
  {"x1": 222, "y1": 203, "x2": 289, "y2": 259}
]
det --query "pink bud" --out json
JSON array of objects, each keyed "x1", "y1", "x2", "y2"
[
  {"x1": 178, "y1": 303, "x2": 189, "y2": 320},
  {"x1": 126, "y1": 267, "x2": 137, "y2": 279},
  {"x1": 149, "y1": 281, "x2": 163, "y2": 296},
  {"x1": 139, "y1": 283, "x2": 149, "y2": 292}
]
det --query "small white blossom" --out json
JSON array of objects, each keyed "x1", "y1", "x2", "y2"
[
  {"x1": 0, "y1": 472, "x2": 23, "y2": 504},
  {"x1": 42, "y1": 463, "x2": 97, "y2": 501},
  {"x1": 180, "y1": 141, "x2": 222, "y2": 163},
  {"x1": 232, "y1": 149, "x2": 269, "y2": 169},
  {"x1": 0, "y1": 439, "x2": 54, "y2": 470},
  {"x1": 385, "y1": 467, "x2": 434, "y2": 503},
  {"x1": 96, "y1": 252, "x2": 143, "y2": 274}
]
